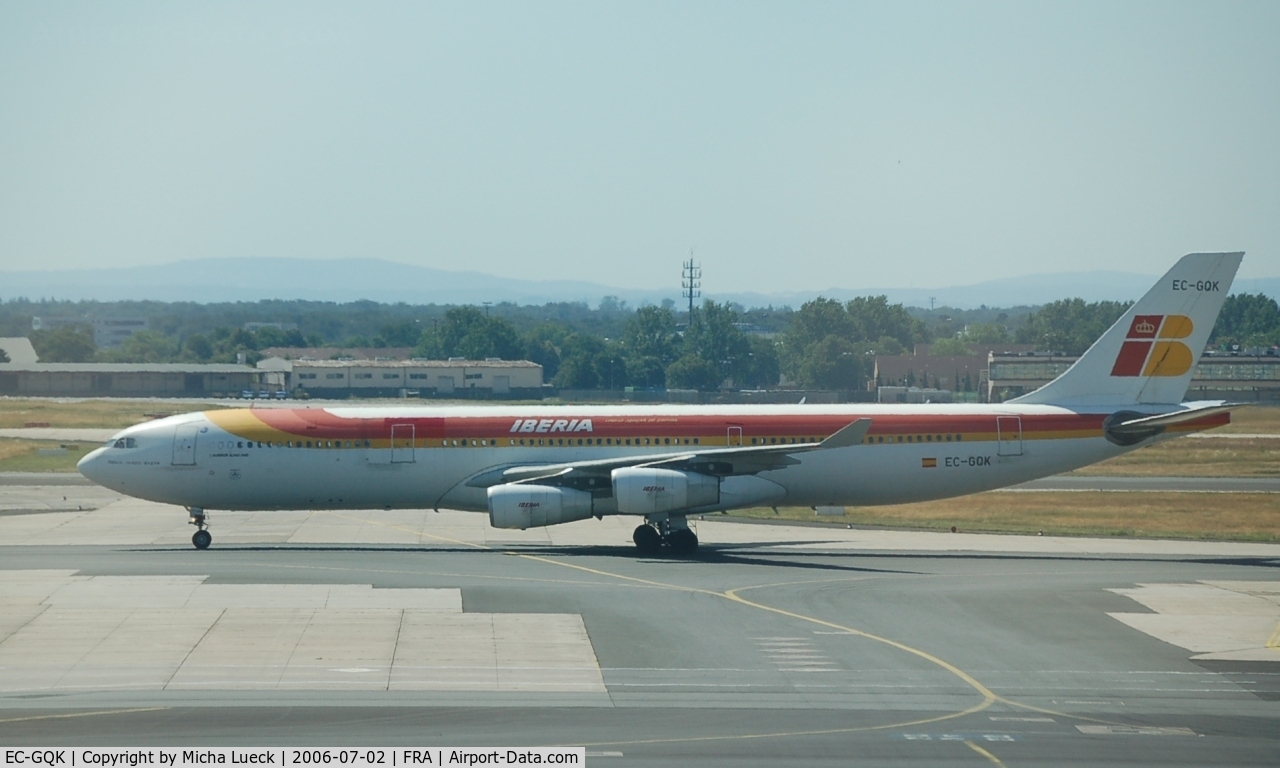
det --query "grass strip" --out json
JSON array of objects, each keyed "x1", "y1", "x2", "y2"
[
  {"x1": 0, "y1": 439, "x2": 96, "y2": 472},
  {"x1": 0, "y1": 399, "x2": 226, "y2": 429},
  {"x1": 1075, "y1": 437, "x2": 1280, "y2": 477},
  {"x1": 727, "y1": 491, "x2": 1280, "y2": 542}
]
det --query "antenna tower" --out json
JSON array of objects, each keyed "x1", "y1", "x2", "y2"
[{"x1": 681, "y1": 253, "x2": 701, "y2": 319}]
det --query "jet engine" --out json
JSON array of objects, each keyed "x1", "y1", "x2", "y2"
[
  {"x1": 611, "y1": 467, "x2": 719, "y2": 515},
  {"x1": 487, "y1": 484, "x2": 595, "y2": 529}
]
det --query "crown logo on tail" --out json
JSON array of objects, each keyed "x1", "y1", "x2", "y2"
[{"x1": 1111, "y1": 314, "x2": 1195, "y2": 377}]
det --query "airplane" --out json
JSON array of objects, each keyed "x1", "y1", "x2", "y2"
[{"x1": 78, "y1": 252, "x2": 1243, "y2": 554}]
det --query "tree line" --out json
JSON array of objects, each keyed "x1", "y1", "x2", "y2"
[{"x1": 9, "y1": 291, "x2": 1279, "y2": 391}]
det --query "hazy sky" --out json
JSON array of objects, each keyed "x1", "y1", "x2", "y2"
[{"x1": 1, "y1": 1, "x2": 1277, "y2": 293}]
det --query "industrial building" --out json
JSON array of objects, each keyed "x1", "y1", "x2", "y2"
[
  {"x1": 874, "y1": 344, "x2": 1037, "y2": 401},
  {"x1": 260, "y1": 358, "x2": 544, "y2": 398},
  {"x1": 872, "y1": 354, "x2": 988, "y2": 397},
  {"x1": 0, "y1": 363, "x2": 264, "y2": 398},
  {"x1": 31, "y1": 317, "x2": 148, "y2": 348},
  {"x1": 259, "y1": 346, "x2": 416, "y2": 361},
  {"x1": 987, "y1": 352, "x2": 1280, "y2": 402}
]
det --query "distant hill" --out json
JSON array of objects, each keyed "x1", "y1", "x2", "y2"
[{"x1": 1, "y1": 257, "x2": 1276, "y2": 310}]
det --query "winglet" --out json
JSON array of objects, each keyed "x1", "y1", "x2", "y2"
[{"x1": 819, "y1": 418, "x2": 872, "y2": 449}]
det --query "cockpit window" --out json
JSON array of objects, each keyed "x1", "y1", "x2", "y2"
[{"x1": 112, "y1": 438, "x2": 138, "y2": 449}]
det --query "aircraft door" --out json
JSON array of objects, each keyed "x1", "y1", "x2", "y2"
[
  {"x1": 727, "y1": 425, "x2": 743, "y2": 447},
  {"x1": 172, "y1": 424, "x2": 198, "y2": 465},
  {"x1": 391, "y1": 423, "x2": 415, "y2": 463},
  {"x1": 996, "y1": 416, "x2": 1023, "y2": 456}
]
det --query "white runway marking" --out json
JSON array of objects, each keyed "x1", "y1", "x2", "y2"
[
  {"x1": 0, "y1": 570, "x2": 604, "y2": 694},
  {"x1": 1108, "y1": 581, "x2": 1280, "y2": 662},
  {"x1": 753, "y1": 637, "x2": 840, "y2": 673}
]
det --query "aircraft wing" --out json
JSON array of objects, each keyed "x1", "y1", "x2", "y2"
[{"x1": 464, "y1": 418, "x2": 871, "y2": 488}]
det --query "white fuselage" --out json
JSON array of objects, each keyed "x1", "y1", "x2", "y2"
[{"x1": 77, "y1": 402, "x2": 1204, "y2": 516}]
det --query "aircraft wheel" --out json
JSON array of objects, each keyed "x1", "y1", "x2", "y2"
[
  {"x1": 633, "y1": 524, "x2": 662, "y2": 555},
  {"x1": 192, "y1": 530, "x2": 212, "y2": 550},
  {"x1": 668, "y1": 528, "x2": 698, "y2": 556}
]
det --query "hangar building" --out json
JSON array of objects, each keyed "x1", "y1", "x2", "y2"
[
  {"x1": 0, "y1": 364, "x2": 264, "y2": 398},
  {"x1": 262, "y1": 358, "x2": 544, "y2": 398},
  {"x1": 988, "y1": 352, "x2": 1280, "y2": 402}
]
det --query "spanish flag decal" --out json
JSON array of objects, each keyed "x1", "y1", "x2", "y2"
[{"x1": 922, "y1": 457, "x2": 937, "y2": 468}]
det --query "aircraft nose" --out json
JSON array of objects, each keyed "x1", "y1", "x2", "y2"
[{"x1": 77, "y1": 446, "x2": 111, "y2": 486}]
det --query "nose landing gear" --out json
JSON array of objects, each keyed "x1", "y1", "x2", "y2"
[
  {"x1": 189, "y1": 507, "x2": 211, "y2": 549},
  {"x1": 632, "y1": 515, "x2": 699, "y2": 556}
]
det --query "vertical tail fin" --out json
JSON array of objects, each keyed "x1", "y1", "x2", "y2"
[{"x1": 1011, "y1": 252, "x2": 1243, "y2": 407}]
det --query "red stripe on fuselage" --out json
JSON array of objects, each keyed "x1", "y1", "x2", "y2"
[{"x1": 230, "y1": 409, "x2": 1124, "y2": 441}]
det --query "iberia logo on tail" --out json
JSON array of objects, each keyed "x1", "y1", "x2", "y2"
[{"x1": 1110, "y1": 315, "x2": 1195, "y2": 377}]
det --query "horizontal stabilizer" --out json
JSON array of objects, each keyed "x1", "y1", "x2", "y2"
[
  {"x1": 1104, "y1": 403, "x2": 1237, "y2": 445},
  {"x1": 1108, "y1": 404, "x2": 1238, "y2": 434}
]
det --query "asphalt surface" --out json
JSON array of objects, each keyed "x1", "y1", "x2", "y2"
[
  {"x1": 1, "y1": 469, "x2": 1278, "y2": 767},
  {"x1": 2, "y1": 541, "x2": 1279, "y2": 766}
]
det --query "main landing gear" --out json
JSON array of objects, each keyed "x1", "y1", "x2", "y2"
[
  {"x1": 189, "y1": 507, "x2": 212, "y2": 550},
  {"x1": 632, "y1": 515, "x2": 698, "y2": 556}
]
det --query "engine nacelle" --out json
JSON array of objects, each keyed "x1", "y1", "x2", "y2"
[
  {"x1": 487, "y1": 484, "x2": 595, "y2": 529},
  {"x1": 611, "y1": 468, "x2": 719, "y2": 515}
]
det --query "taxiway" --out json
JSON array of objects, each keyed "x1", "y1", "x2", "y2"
[{"x1": 0, "y1": 476, "x2": 1276, "y2": 767}]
